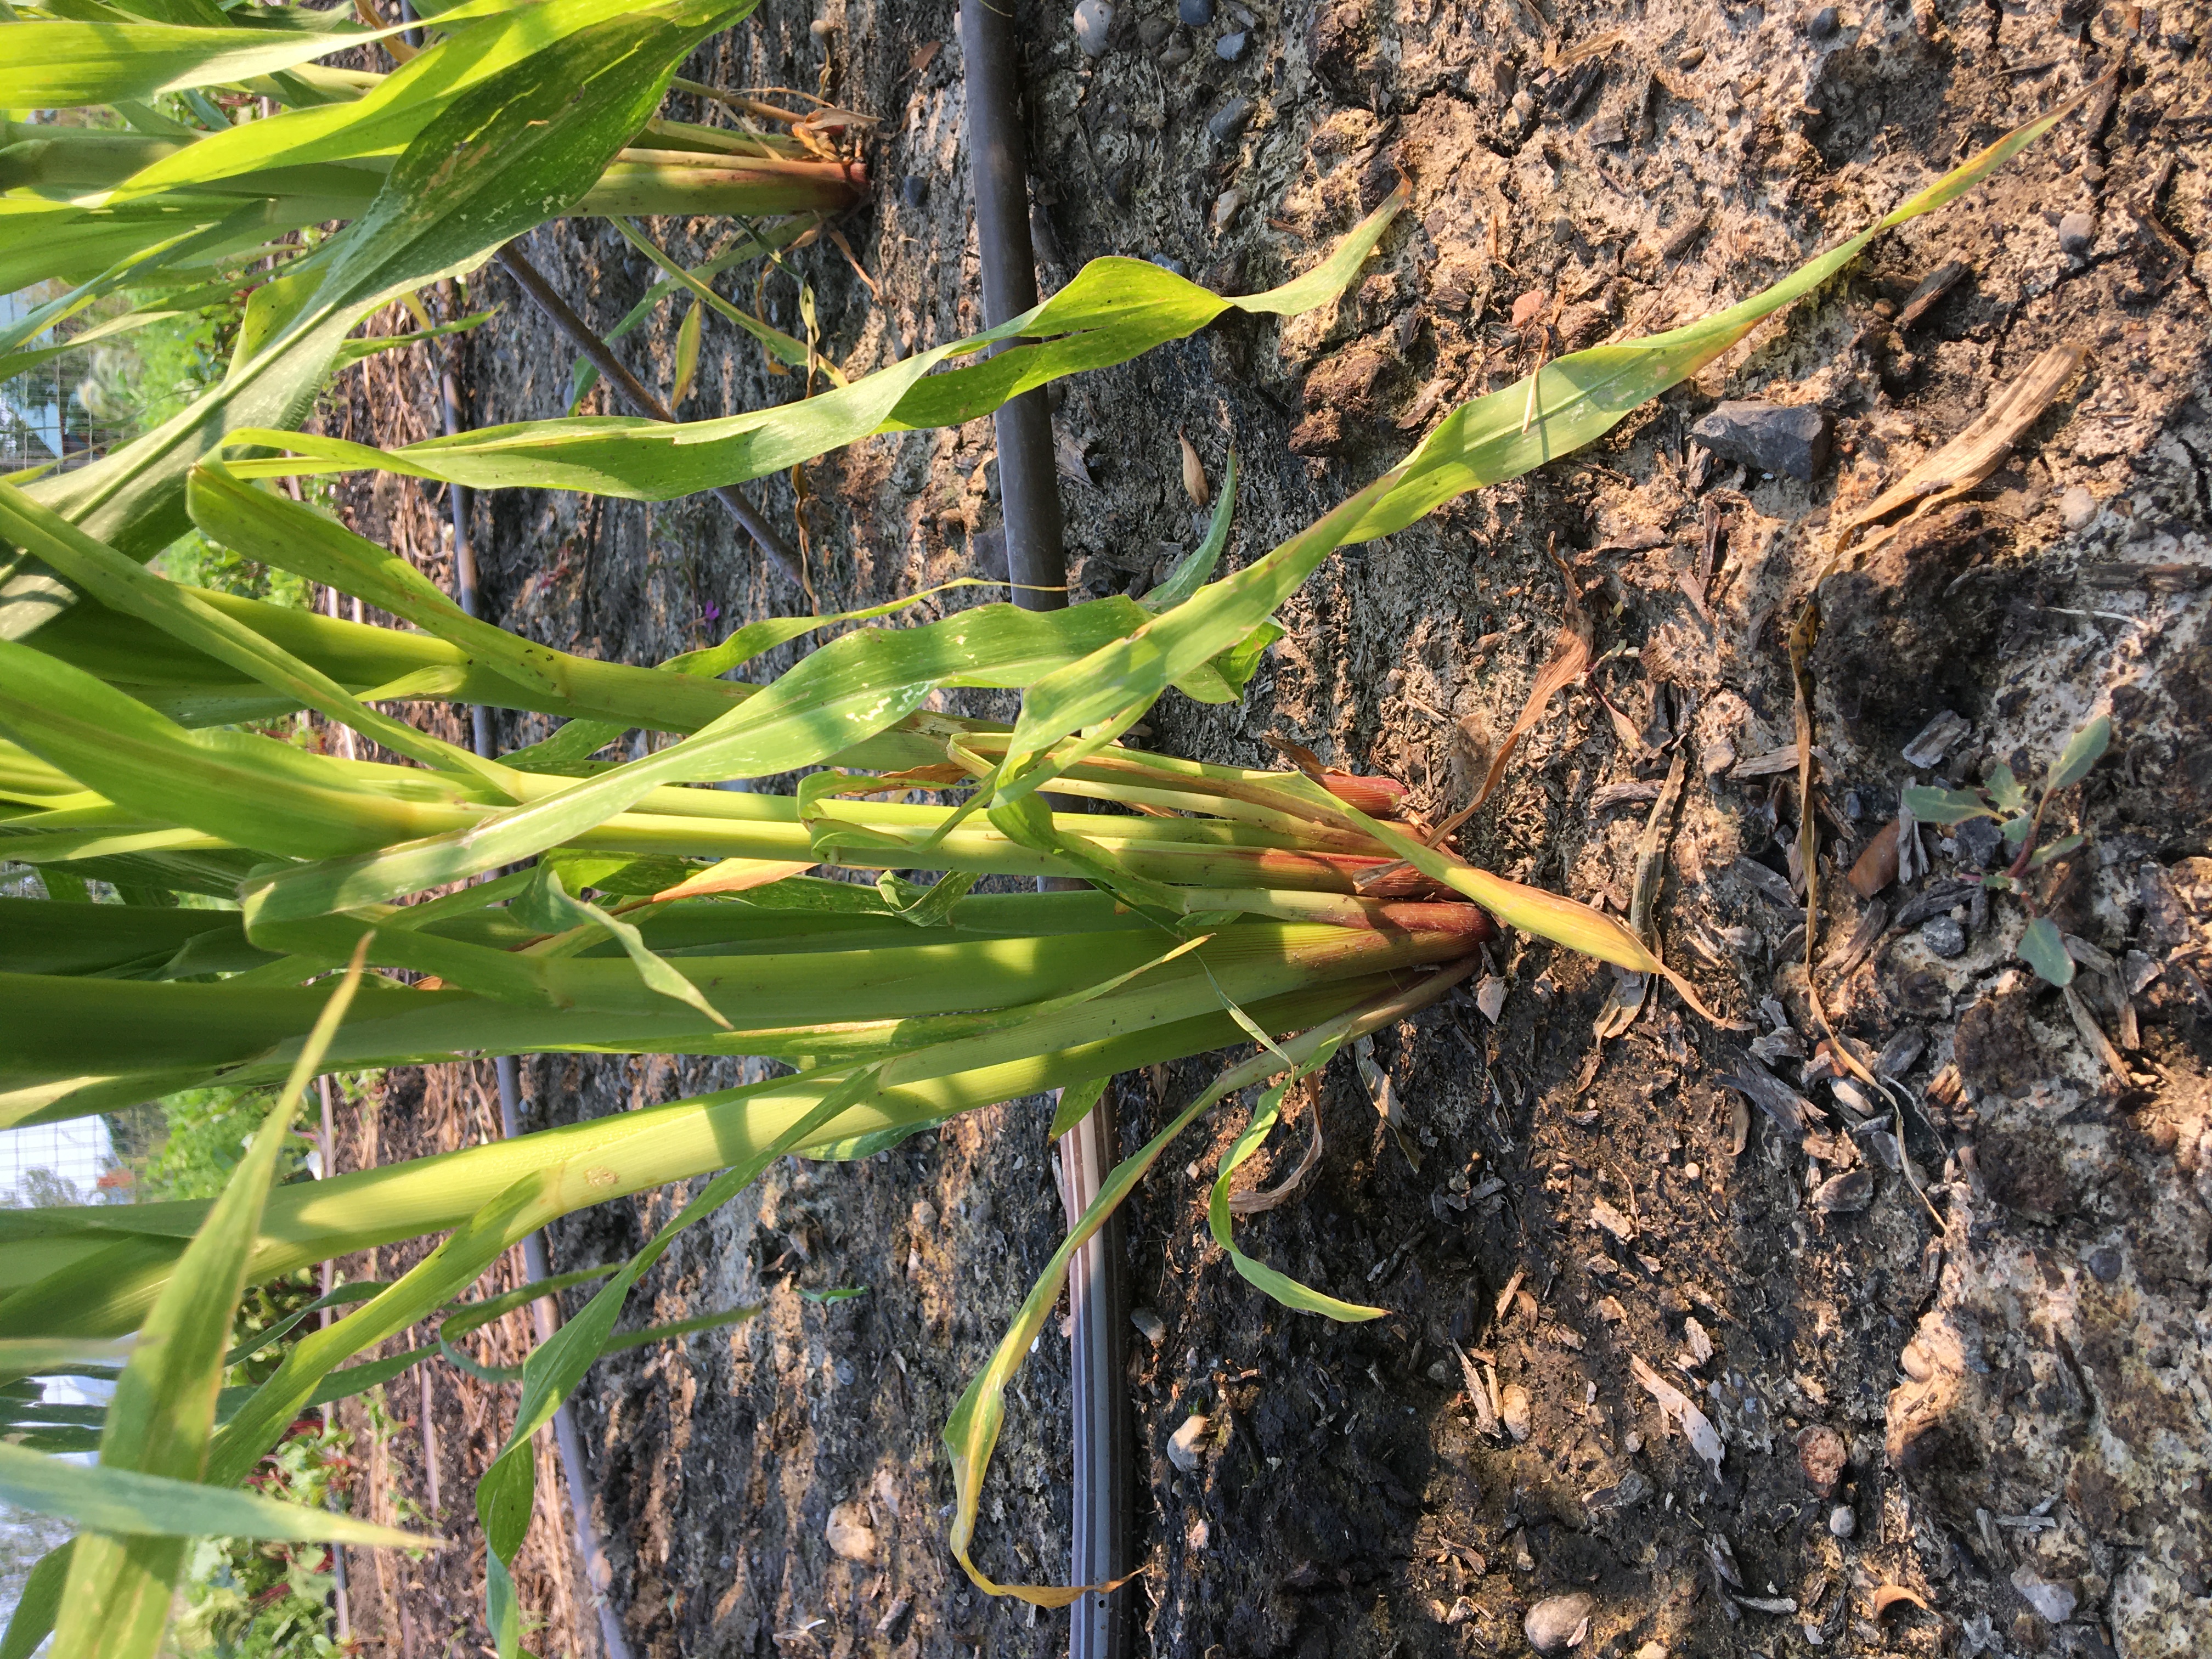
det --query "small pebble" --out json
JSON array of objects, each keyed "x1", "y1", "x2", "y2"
[
  {"x1": 1159, "y1": 36, "x2": 1193, "y2": 67},
  {"x1": 809, "y1": 16, "x2": 833, "y2": 37},
  {"x1": 1179, "y1": 0, "x2": 1214, "y2": 21},
  {"x1": 1210, "y1": 188, "x2": 1243, "y2": 231},
  {"x1": 1689, "y1": 400, "x2": 1835, "y2": 482},
  {"x1": 2057, "y1": 208, "x2": 2096, "y2": 259},
  {"x1": 1807, "y1": 4, "x2": 1839, "y2": 37},
  {"x1": 1677, "y1": 45, "x2": 1706, "y2": 67},
  {"x1": 1215, "y1": 29, "x2": 1248, "y2": 60},
  {"x1": 1954, "y1": 815, "x2": 2004, "y2": 871},
  {"x1": 1147, "y1": 253, "x2": 1188, "y2": 276},
  {"x1": 1523, "y1": 1593, "x2": 1596, "y2": 1656},
  {"x1": 1682, "y1": 1161, "x2": 1702, "y2": 1182},
  {"x1": 1206, "y1": 94, "x2": 1254, "y2": 142},
  {"x1": 2059, "y1": 482, "x2": 2098, "y2": 530},
  {"x1": 1138, "y1": 15, "x2": 1174, "y2": 47},
  {"x1": 1921, "y1": 914, "x2": 1968, "y2": 959},
  {"x1": 899, "y1": 175, "x2": 929, "y2": 211},
  {"x1": 1510, "y1": 88, "x2": 1536, "y2": 121},
  {"x1": 1797, "y1": 1424, "x2": 1849, "y2": 1495},
  {"x1": 1073, "y1": 0, "x2": 1113, "y2": 58},
  {"x1": 1167, "y1": 1413, "x2": 1210, "y2": 1471},
  {"x1": 1500, "y1": 1384, "x2": 1533, "y2": 1442},
  {"x1": 1829, "y1": 1504, "x2": 1858, "y2": 1539},
  {"x1": 1130, "y1": 1306, "x2": 1166, "y2": 1344}
]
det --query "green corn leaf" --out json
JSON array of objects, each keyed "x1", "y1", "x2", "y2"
[
  {"x1": 5, "y1": 0, "x2": 756, "y2": 632},
  {"x1": 0, "y1": 15, "x2": 405, "y2": 109},
  {"x1": 184, "y1": 461, "x2": 571, "y2": 698},
  {"x1": 1047, "y1": 1075, "x2": 1109, "y2": 1139},
  {"x1": 0, "y1": 479, "x2": 511, "y2": 789},
  {"x1": 332, "y1": 308, "x2": 494, "y2": 369},
  {"x1": 476, "y1": 1061, "x2": 888, "y2": 1658},
  {"x1": 0, "y1": 1338, "x2": 133, "y2": 1373},
  {"x1": 510, "y1": 863, "x2": 733, "y2": 1028},
  {"x1": 0, "y1": 1442, "x2": 429, "y2": 1549},
  {"x1": 2047, "y1": 715, "x2": 2111, "y2": 791},
  {"x1": 2018, "y1": 915, "x2": 2075, "y2": 986},
  {"x1": 0, "y1": 1543, "x2": 69, "y2": 1659},
  {"x1": 1142, "y1": 450, "x2": 1238, "y2": 613},
  {"x1": 1330, "y1": 99, "x2": 2090, "y2": 546},
  {"x1": 0, "y1": 306, "x2": 181, "y2": 386},
  {"x1": 0, "y1": 640, "x2": 487, "y2": 861},
  {"x1": 874, "y1": 870, "x2": 981, "y2": 927},
  {"x1": 97, "y1": 0, "x2": 689, "y2": 201},
  {"x1": 1001, "y1": 100, "x2": 2081, "y2": 791},
  {"x1": 1901, "y1": 785, "x2": 1997, "y2": 826},
  {"x1": 564, "y1": 216, "x2": 816, "y2": 411},
  {"x1": 670, "y1": 298, "x2": 705, "y2": 409},
  {"x1": 242, "y1": 598, "x2": 1171, "y2": 919},
  {"x1": 944, "y1": 966, "x2": 1474, "y2": 1605},
  {"x1": 216, "y1": 186, "x2": 1412, "y2": 499},
  {"x1": 610, "y1": 215, "x2": 827, "y2": 382},
  {"x1": 212, "y1": 1346, "x2": 438, "y2": 1425},
  {"x1": 1205, "y1": 1060, "x2": 1382, "y2": 1321},
  {"x1": 219, "y1": 1281, "x2": 393, "y2": 1368},
  {"x1": 206, "y1": 1173, "x2": 571, "y2": 1491},
  {"x1": 49, "y1": 940, "x2": 371, "y2": 1659}
]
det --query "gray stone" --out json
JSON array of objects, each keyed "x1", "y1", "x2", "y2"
[
  {"x1": 1166, "y1": 1413, "x2": 1210, "y2": 1471},
  {"x1": 1138, "y1": 15, "x2": 1174, "y2": 46},
  {"x1": 1689, "y1": 400, "x2": 1834, "y2": 481},
  {"x1": 1178, "y1": 0, "x2": 1213, "y2": 22},
  {"x1": 1829, "y1": 1504, "x2": 1857, "y2": 1538},
  {"x1": 1524, "y1": 1593, "x2": 1596, "y2": 1654},
  {"x1": 1955, "y1": 815, "x2": 2004, "y2": 871},
  {"x1": 1073, "y1": 0, "x2": 1113, "y2": 57},
  {"x1": 1146, "y1": 253, "x2": 1187, "y2": 276},
  {"x1": 1921, "y1": 915, "x2": 1968, "y2": 958},
  {"x1": 1215, "y1": 29, "x2": 1248, "y2": 60},
  {"x1": 1901, "y1": 709, "x2": 1971, "y2": 768},
  {"x1": 2011, "y1": 1566, "x2": 2079, "y2": 1624},
  {"x1": 2059, "y1": 483, "x2": 2098, "y2": 529},
  {"x1": 1808, "y1": 5, "x2": 1840, "y2": 36},
  {"x1": 2058, "y1": 210, "x2": 2096, "y2": 259},
  {"x1": 1206, "y1": 95, "x2": 1254, "y2": 142},
  {"x1": 1158, "y1": 36, "x2": 1192, "y2": 66}
]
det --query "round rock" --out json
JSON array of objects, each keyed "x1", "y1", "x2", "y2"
[
  {"x1": 1921, "y1": 914, "x2": 1968, "y2": 959},
  {"x1": 1179, "y1": 0, "x2": 1214, "y2": 21},
  {"x1": 1797, "y1": 1424, "x2": 1848, "y2": 1496},
  {"x1": 1829, "y1": 1504, "x2": 1858, "y2": 1539},
  {"x1": 1215, "y1": 29, "x2": 1249, "y2": 60},
  {"x1": 1523, "y1": 1593, "x2": 1596, "y2": 1655},
  {"x1": 1072, "y1": 0, "x2": 1114, "y2": 58},
  {"x1": 1207, "y1": 94, "x2": 1254, "y2": 142},
  {"x1": 2058, "y1": 210, "x2": 2096, "y2": 259},
  {"x1": 2059, "y1": 483, "x2": 2098, "y2": 530},
  {"x1": 1808, "y1": 4, "x2": 1840, "y2": 36}
]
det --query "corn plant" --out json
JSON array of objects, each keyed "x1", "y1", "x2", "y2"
[
  {"x1": 0, "y1": 84, "x2": 2078, "y2": 1658},
  {"x1": 0, "y1": 0, "x2": 849, "y2": 599}
]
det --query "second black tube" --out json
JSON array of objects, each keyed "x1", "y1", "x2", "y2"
[{"x1": 956, "y1": 8, "x2": 1133, "y2": 1658}]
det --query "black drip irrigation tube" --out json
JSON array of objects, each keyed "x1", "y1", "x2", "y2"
[
  {"x1": 438, "y1": 311, "x2": 637, "y2": 1659},
  {"x1": 957, "y1": 6, "x2": 1136, "y2": 1656}
]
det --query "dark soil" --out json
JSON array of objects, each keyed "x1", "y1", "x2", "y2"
[{"x1": 328, "y1": 1, "x2": 2212, "y2": 1656}]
